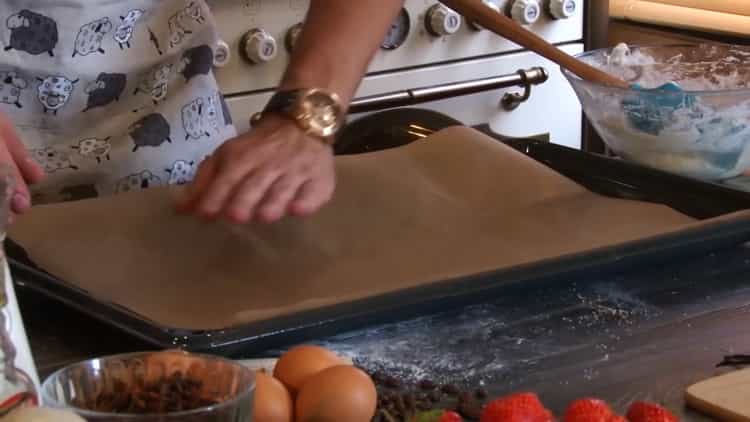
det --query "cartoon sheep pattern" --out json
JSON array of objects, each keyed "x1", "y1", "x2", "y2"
[
  {"x1": 166, "y1": 160, "x2": 195, "y2": 185},
  {"x1": 32, "y1": 147, "x2": 79, "y2": 173},
  {"x1": 0, "y1": 9, "x2": 220, "y2": 115},
  {"x1": 72, "y1": 17, "x2": 112, "y2": 57},
  {"x1": 83, "y1": 73, "x2": 127, "y2": 112},
  {"x1": 0, "y1": 5, "x2": 232, "y2": 195},
  {"x1": 36, "y1": 75, "x2": 78, "y2": 114},
  {"x1": 129, "y1": 113, "x2": 172, "y2": 152},
  {"x1": 182, "y1": 96, "x2": 219, "y2": 141},
  {"x1": 5, "y1": 10, "x2": 58, "y2": 57},
  {"x1": 179, "y1": 45, "x2": 213, "y2": 81},
  {"x1": 0, "y1": 72, "x2": 27, "y2": 108},
  {"x1": 168, "y1": 1, "x2": 206, "y2": 48},
  {"x1": 133, "y1": 64, "x2": 172, "y2": 106},
  {"x1": 71, "y1": 137, "x2": 112, "y2": 163},
  {"x1": 115, "y1": 170, "x2": 162, "y2": 193},
  {"x1": 114, "y1": 9, "x2": 143, "y2": 49}
]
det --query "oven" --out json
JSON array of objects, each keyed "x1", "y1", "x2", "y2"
[{"x1": 207, "y1": 0, "x2": 593, "y2": 150}]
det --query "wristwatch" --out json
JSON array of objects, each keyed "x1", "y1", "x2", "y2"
[{"x1": 251, "y1": 88, "x2": 345, "y2": 144}]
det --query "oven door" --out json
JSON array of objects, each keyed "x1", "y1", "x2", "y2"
[{"x1": 223, "y1": 44, "x2": 584, "y2": 150}]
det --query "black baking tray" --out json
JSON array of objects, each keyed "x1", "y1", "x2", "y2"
[{"x1": 8, "y1": 108, "x2": 750, "y2": 357}]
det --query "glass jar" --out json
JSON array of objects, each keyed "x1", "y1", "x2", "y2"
[{"x1": 0, "y1": 168, "x2": 38, "y2": 417}]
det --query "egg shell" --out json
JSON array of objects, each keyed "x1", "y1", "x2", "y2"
[
  {"x1": 273, "y1": 345, "x2": 344, "y2": 394},
  {"x1": 294, "y1": 365, "x2": 377, "y2": 422},
  {"x1": 253, "y1": 371, "x2": 294, "y2": 422}
]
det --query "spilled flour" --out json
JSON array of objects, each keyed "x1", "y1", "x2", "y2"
[{"x1": 301, "y1": 284, "x2": 660, "y2": 388}]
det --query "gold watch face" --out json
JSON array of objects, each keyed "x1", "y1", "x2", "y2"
[{"x1": 295, "y1": 89, "x2": 343, "y2": 138}]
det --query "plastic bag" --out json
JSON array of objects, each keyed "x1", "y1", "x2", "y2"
[{"x1": 0, "y1": 165, "x2": 38, "y2": 417}]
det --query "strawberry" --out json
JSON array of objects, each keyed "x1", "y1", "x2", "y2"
[
  {"x1": 480, "y1": 392, "x2": 554, "y2": 422},
  {"x1": 410, "y1": 409, "x2": 463, "y2": 422},
  {"x1": 626, "y1": 401, "x2": 678, "y2": 422},
  {"x1": 564, "y1": 398, "x2": 616, "y2": 422}
]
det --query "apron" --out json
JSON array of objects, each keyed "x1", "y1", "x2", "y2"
[{"x1": 0, "y1": 0, "x2": 236, "y2": 204}]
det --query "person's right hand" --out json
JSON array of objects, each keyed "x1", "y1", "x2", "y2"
[{"x1": 0, "y1": 114, "x2": 44, "y2": 218}]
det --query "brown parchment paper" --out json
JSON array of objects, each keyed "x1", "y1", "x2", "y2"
[{"x1": 8, "y1": 127, "x2": 744, "y2": 330}]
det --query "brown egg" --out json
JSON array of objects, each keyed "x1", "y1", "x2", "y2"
[
  {"x1": 294, "y1": 365, "x2": 377, "y2": 422},
  {"x1": 273, "y1": 345, "x2": 344, "y2": 394},
  {"x1": 253, "y1": 371, "x2": 294, "y2": 422}
]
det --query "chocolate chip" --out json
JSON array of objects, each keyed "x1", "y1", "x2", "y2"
[
  {"x1": 403, "y1": 393, "x2": 417, "y2": 411},
  {"x1": 384, "y1": 376, "x2": 401, "y2": 389},
  {"x1": 394, "y1": 394, "x2": 406, "y2": 414},
  {"x1": 457, "y1": 398, "x2": 483, "y2": 419},
  {"x1": 372, "y1": 371, "x2": 387, "y2": 384},
  {"x1": 441, "y1": 384, "x2": 460, "y2": 395},
  {"x1": 458, "y1": 391, "x2": 473, "y2": 403},
  {"x1": 418, "y1": 379, "x2": 437, "y2": 390},
  {"x1": 380, "y1": 409, "x2": 399, "y2": 422},
  {"x1": 382, "y1": 390, "x2": 397, "y2": 403},
  {"x1": 417, "y1": 401, "x2": 433, "y2": 411}
]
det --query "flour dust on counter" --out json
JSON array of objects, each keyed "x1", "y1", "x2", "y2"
[
  {"x1": 292, "y1": 249, "x2": 750, "y2": 402},
  {"x1": 307, "y1": 282, "x2": 663, "y2": 389}
]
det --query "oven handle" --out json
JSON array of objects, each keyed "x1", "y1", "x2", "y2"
[{"x1": 348, "y1": 66, "x2": 548, "y2": 114}]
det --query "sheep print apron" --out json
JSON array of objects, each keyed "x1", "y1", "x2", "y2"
[{"x1": 0, "y1": 0, "x2": 236, "y2": 204}]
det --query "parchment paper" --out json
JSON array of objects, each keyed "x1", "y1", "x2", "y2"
[{"x1": 8, "y1": 127, "x2": 739, "y2": 330}]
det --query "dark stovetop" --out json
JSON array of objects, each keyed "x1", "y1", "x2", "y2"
[{"x1": 19, "y1": 242, "x2": 750, "y2": 421}]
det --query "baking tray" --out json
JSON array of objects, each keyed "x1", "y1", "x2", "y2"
[{"x1": 8, "y1": 108, "x2": 750, "y2": 357}]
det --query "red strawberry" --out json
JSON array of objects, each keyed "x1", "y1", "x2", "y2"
[
  {"x1": 564, "y1": 398, "x2": 615, "y2": 422},
  {"x1": 439, "y1": 411, "x2": 463, "y2": 422},
  {"x1": 480, "y1": 392, "x2": 554, "y2": 422},
  {"x1": 410, "y1": 409, "x2": 463, "y2": 422},
  {"x1": 626, "y1": 401, "x2": 678, "y2": 422},
  {"x1": 608, "y1": 416, "x2": 627, "y2": 422}
]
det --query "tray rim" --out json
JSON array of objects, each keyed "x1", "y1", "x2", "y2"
[
  {"x1": 9, "y1": 202, "x2": 750, "y2": 355},
  {"x1": 10, "y1": 123, "x2": 750, "y2": 356}
]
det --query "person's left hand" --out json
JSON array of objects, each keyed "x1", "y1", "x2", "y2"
[{"x1": 177, "y1": 114, "x2": 335, "y2": 223}]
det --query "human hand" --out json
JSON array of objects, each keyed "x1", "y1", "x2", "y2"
[
  {"x1": 177, "y1": 114, "x2": 336, "y2": 223},
  {"x1": 0, "y1": 113, "x2": 44, "y2": 218}
]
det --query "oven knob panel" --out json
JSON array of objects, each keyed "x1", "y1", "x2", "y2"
[
  {"x1": 549, "y1": 0, "x2": 577, "y2": 19},
  {"x1": 240, "y1": 29, "x2": 278, "y2": 64},
  {"x1": 285, "y1": 22, "x2": 304, "y2": 53},
  {"x1": 468, "y1": 0, "x2": 501, "y2": 31},
  {"x1": 425, "y1": 4, "x2": 462, "y2": 36},
  {"x1": 510, "y1": 0, "x2": 541, "y2": 25}
]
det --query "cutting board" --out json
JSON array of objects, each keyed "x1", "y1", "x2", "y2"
[{"x1": 685, "y1": 368, "x2": 750, "y2": 421}]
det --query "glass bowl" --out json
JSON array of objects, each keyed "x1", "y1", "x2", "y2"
[
  {"x1": 41, "y1": 351, "x2": 254, "y2": 421},
  {"x1": 562, "y1": 43, "x2": 750, "y2": 181}
]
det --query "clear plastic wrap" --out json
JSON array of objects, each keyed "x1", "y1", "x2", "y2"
[{"x1": 0, "y1": 166, "x2": 38, "y2": 417}]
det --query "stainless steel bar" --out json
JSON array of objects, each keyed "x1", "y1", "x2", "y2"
[{"x1": 348, "y1": 67, "x2": 549, "y2": 114}]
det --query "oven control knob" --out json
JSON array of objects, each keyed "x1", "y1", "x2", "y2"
[
  {"x1": 468, "y1": 0, "x2": 502, "y2": 31},
  {"x1": 285, "y1": 22, "x2": 304, "y2": 53},
  {"x1": 240, "y1": 29, "x2": 278, "y2": 64},
  {"x1": 511, "y1": 0, "x2": 541, "y2": 25},
  {"x1": 549, "y1": 0, "x2": 577, "y2": 19},
  {"x1": 213, "y1": 40, "x2": 231, "y2": 67},
  {"x1": 425, "y1": 4, "x2": 462, "y2": 36}
]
